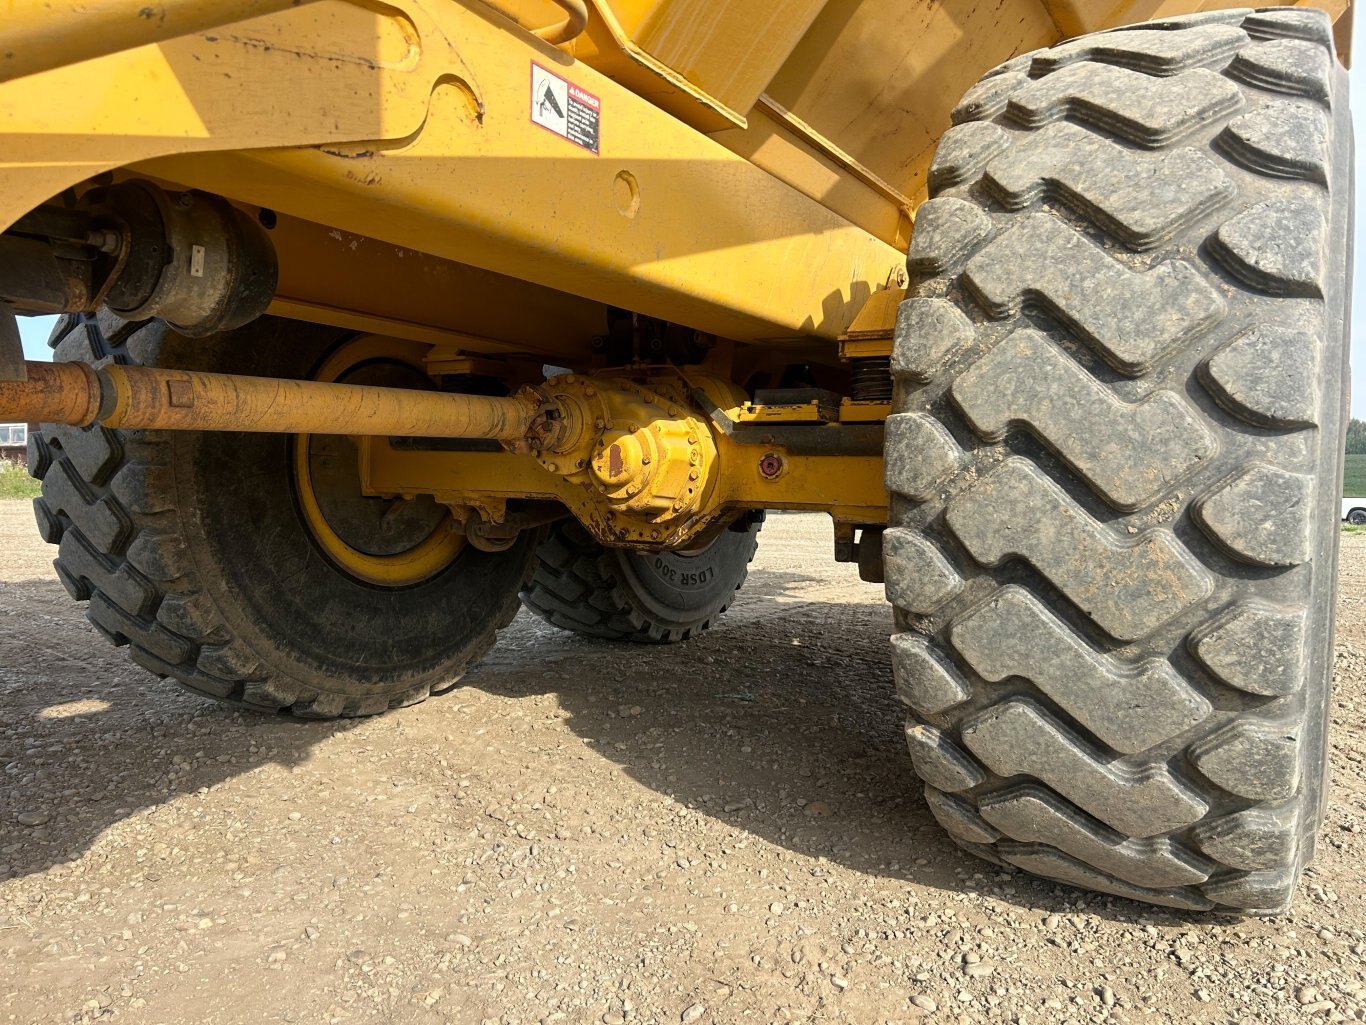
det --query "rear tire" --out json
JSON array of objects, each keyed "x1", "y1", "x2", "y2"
[
  {"x1": 29, "y1": 312, "x2": 539, "y2": 718},
  {"x1": 886, "y1": 10, "x2": 1351, "y2": 912},
  {"x1": 520, "y1": 518, "x2": 760, "y2": 642}
]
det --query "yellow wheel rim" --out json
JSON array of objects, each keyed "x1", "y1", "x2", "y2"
[{"x1": 293, "y1": 336, "x2": 464, "y2": 588}]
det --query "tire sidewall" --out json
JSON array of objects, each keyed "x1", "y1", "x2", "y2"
[
  {"x1": 84, "y1": 316, "x2": 539, "y2": 697},
  {"x1": 606, "y1": 526, "x2": 758, "y2": 631}
]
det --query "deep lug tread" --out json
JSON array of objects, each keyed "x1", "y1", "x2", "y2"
[
  {"x1": 1031, "y1": 24, "x2": 1249, "y2": 77},
  {"x1": 982, "y1": 122, "x2": 1235, "y2": 250},
  {"x1": 951, "y1": 586, "x2": 1211, "y2": 754},
  {"x1": 945, "y1": 458, "x2": 1213, "y2": 642},
  {"x1": 924, "y1": 785, "x2": 1001, "y2": 845},
  {"x1": 1005, "y1": 64, "x2": 1245, "y2": 147},
  {"x1": 34, "y1": 312, "x2": 536, "y2": 720},
  {"x1": 1228, "y1": 38, "x2": 1332, "y2": 102},
  {"x1": 963, "y1": 214, "x2": 1226, "y2": 374},
  {"x1": 520, "y1": 520, "x2": 759, "y2": 645},
  {"x1": 1000, "y1": 845, "x2": 1216, "y2": 910},
  {"x1": 1218, "y1": 100, "x2": 1330, "y2": 182},
  {"x1": 951, "y1": 328, "x2": 1216, "y2": 510},
  {"x1": 888, "y1": 9, "x2": 1349, "y2": 914},
  {"x1": 979, "y1": 784, "x2": 1212, "y2": 888}
]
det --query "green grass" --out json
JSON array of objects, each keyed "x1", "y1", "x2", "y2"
[
  {"x1": 1345, "y1": 453, "x2": 1366, "y2": 497},
  {"x1": 0, "y1": 462, "x2": 40, "y2": 501}
]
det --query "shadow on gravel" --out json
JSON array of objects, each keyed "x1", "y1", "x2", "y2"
[
  {"x1": 1, "y1": 571, "x2": 1203, "y2": 926},
  {"x1": 0, "y1": 578, "x2": 359, "y2": 882},
  {"x1": 471, "y1": 568, "x2": 1209, "y2": 927}
]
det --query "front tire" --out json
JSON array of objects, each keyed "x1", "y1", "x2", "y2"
[
  {"x1": 29, "y1": 313, "x2": 539, "y2": 718},
  {"x1": 886, "y1": 10, "x2": 1351, "y2": 912}
]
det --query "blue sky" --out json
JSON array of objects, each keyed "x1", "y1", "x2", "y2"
[{"x1": 15, "y1": 29, "x2": 1366, "y2": 415}]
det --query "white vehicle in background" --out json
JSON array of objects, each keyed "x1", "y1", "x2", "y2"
[{"x1": 1345, "y1": 499, "x2": 1366, "y2": 526}]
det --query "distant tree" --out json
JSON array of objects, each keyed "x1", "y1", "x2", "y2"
[{"x1": 1347, "y1": 419, "x2": 1366, "y2": 455}]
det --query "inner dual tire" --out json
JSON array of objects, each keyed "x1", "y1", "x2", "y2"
[{"x1": 520, "y1": 517, "x2": 760, "y2": 643}]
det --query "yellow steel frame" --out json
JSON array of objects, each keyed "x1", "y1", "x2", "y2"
[
  {"x1": 0, "y1": 0, "x2": 903, "y2": 345},
  {"x1": 361, "y1": 429, "x2": 889, "y2": 541}
]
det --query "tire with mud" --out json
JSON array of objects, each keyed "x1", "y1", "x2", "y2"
[
  {"x1": 886, "y1": 9, "x2": 1350, "y2": 912},
  {"x1": 27, "y1": 312, "x2": 539, "y2": 718},
  {"x1": 521, "y1": 518, "x2": 760, "y2": 642}
]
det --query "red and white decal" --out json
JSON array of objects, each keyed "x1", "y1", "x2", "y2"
[{"x1": 530, "y1": 63, "x2": 600, "y2": 154}]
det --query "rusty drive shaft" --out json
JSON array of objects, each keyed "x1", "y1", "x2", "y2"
[{"x1": 0, "y1": 360, "x2": 540, "y2": 442}]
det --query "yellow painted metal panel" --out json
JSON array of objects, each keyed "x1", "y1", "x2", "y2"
[
  {"x1": 0, "y1": 0, "x2": 902, "y2": 343},
  {"x1": 633, "y1": 0, "x2": 831, "y2": 116},
  {"x1": 0, "y1": 0, "x2": 435, "y2": 233},
  {"x1": 131, "y1": 1, "x2": 904, "y2": 342},
  {"x1": 0, "y1": 0, "x2": 310, "y2": 82},
  {"x1": 765, "y1": 0, "x2": 1060, "y2": 204}
]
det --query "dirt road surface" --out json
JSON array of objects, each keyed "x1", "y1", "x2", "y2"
[{"x1": 4, "y1": 501, "x2": 1366, "y2": 1025}]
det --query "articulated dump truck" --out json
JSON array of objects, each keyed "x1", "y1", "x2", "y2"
[{"x1": 0, "y1": 0, "x2": 1353, "y2": 914}]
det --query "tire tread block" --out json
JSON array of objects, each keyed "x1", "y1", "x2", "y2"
[
  {"x1": 1209, "y1": 197, "x2": 1326, "y2": 297},
  {"x1": 929, "y1": 122, "x2": 1011, "y2": 192},
  {"x1": 1190, "y1": 722, "x2": 1300, "y2": 801},
  {"x1": 883, "y1": 412, "x2": 966, "y2": 502},
  {"x1": 1219, "y1": 100, "x2": 1330, "y2": 182},
  {"x1": 1195, "y1": 463, "x2": 1315, "y2": 567},
  {"x1": 883, "y1": 528, "x2": 962, "y2": 614},
  {"x1": 44, "y1": 423, "x2": 124, "y2": 487},
  {"x1": 521, "y1": 521, "x2": 758, "y2": 644},
  {"x1": 980, "y1": 784, "x2": 1212, "y2": 887},
  {"x1": 1033, "y1": 24, "x2": 1249, "y2": 78},
  {"x1": 86, "y1": 591, "x2": 194, "y2": 666},
  {"x1": 946, "y1": 459, "x2": 1213, "y2": 641},
  {"x1": 57, "y1": 527, "x2": 159, "y2": 617},
  {"x1": 1193, "y1": 806, "x2": 1297, "y2": 871},
  {"x1": 952, "y1": 329, "x2": 1215, "y2": 510},
  {"x1": 907, "y1": 197, "x2": 994, "y2": 276},
  {"x1": 1200, "y1": 867, "x2": 1297, "y2": 912},
  {"x1": 984, "y1": 122, "x2": 1234, "y2": 250},
  {"x1": 39, "y1": 457, "x2": 131, "y2": 554},
  {"x1": 1202, "y1": 324, "x2": 1321, "y2": 428},
  {"x1": 891, "y1": 299, "x2": 975, "y2": 384},
  {"x1": 961, "y1": 699, "x2": 1208, "y2": 837},
  {"x1": 1001, "y1": 845, "x2": 1215, "y2": 909},
  {"x1": 951, "y1": 71, "x2": 1029, "y2": 125},
  {"x1": 1242, "y1": 8, "x2": 1334, "y2": 47},
  {"x1": 891, "y1": 634, "x2": 971, "y2": 714},
  {"x1": 1191, "y1": 601, "x2": 1306, "y2": 697},
  {"x1": 1228, "y1": 38, "x2": 1332, "y2": 101},
  {"x1": 964, "y1": 215, "x2": 1225, "y2": 375},
  {"x1": 1006, "y1": 64, "x2": 1244, "y2": 147},
  {"x1": 952, "y1": 586, "x2": 1210, "y2": 754},
  {"x1": 925, "y1": 785, "x2": 1000, "y2": 844},
  {"x1": 905, "y1": 724, "x2": 986, "y2": 792}
]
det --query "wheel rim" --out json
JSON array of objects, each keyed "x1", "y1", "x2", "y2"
[{"x1": 293, "y1": 335, "x2": 464, "y2": 587}]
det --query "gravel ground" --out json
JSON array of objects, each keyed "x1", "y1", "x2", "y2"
[{"x1": 3, "y1": 502, "x2": 1366, "y2": 1024}]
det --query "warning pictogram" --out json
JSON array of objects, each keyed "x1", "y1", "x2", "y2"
[{"x1": 530, "y1": 63, "x2": 600, "y2": 154}]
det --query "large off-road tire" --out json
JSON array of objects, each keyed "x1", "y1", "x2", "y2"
[
  {"x1": 520, "y1": 518, "x2": 760, "y2": 642},
  {"x1": 27, "y1": 312, "x2": 539, "y2": 718},
  {"x1": 887, "y1": 9, "x2": 1350, "y2": 912}
]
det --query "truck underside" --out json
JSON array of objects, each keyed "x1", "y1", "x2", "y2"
[{"x1": 0, "y1": 0, "x2": 1355, "y2": 913}]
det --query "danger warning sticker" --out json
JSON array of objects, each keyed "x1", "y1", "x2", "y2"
[{"x1": 531, "y1": 63, "x2": 600, "y2": 154}]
